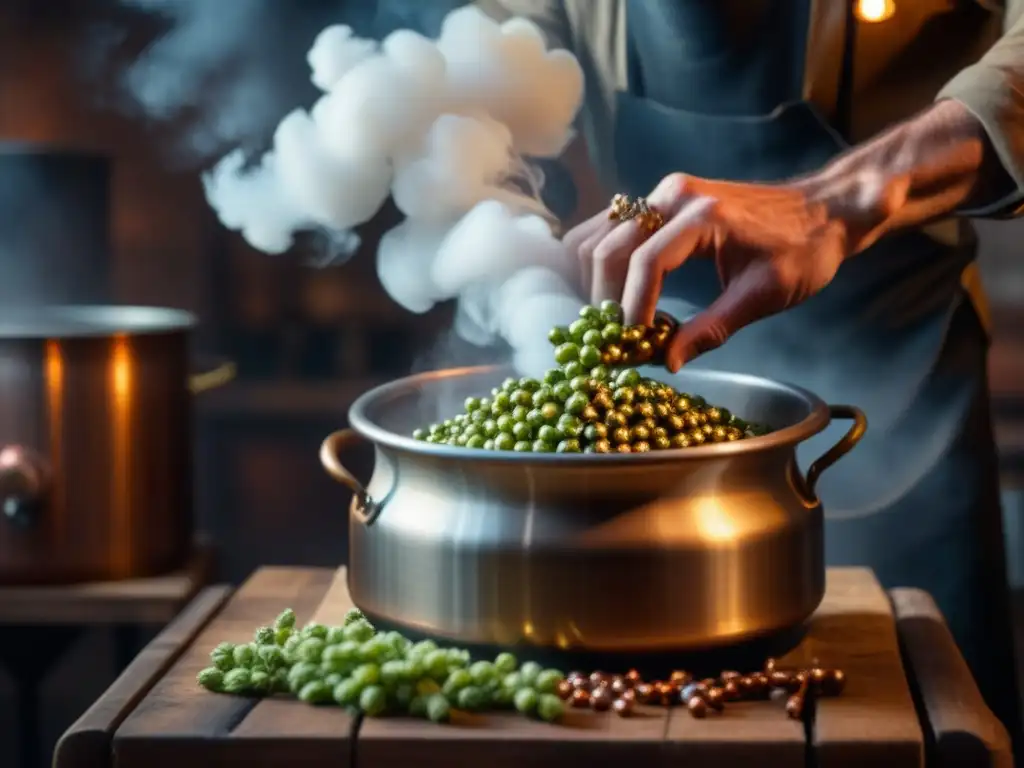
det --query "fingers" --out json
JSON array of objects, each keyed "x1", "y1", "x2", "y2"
[
  {"x1": 620, "y1": 197, "x2": 715, "y2": 325},
  {"x1": 662, "y1": 266, "x2": 774, "y2": 371},
  {"x1": 588, "y1": 177, "x2": 690, "y2": 306},
  {"x1": 562, "y1": 208, "x2": 614, "y2": 298}
]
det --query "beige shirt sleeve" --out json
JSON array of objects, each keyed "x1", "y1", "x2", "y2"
[
  {"x1": 474, "y1": 0, "x2": 571, "y2": 49},
  {"x1": 936, "y1": 0, "x2": 1024, "y2": 217}
]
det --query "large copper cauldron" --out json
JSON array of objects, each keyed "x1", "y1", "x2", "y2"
[
  {"x1": 0, "y1": 306, "x2": 234, "y2": 584},
  {"x1": 320, "y1": 365, "x2": 866, "y2": 652}
]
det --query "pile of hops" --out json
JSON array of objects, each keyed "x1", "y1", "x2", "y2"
[
  {"x1": 196, "y1": 607, "x2": 568, "y2": 724},
  {"x1": 413, "y1": 301, "x2": 769, "y2": 452}
]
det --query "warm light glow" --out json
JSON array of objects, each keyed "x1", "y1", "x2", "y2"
[
  {"x1": 693, "y1": 498, "x2": 739, "y2": 543},
  {"x1": 111, "y1": 335, "x2": 132, "y2": 401},
  {"x1": 855, "y1": 0, "x2": 896, "y2": 22},
  {"x1": 110, "y1": 335, "x2": 133, "y2": 575},
  {"x1": 46, "y1": 340, "x2": 64, "y2": 541}
]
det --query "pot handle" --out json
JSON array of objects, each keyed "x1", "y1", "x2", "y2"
[
  {"x1": 319, "y1": 429, "x2": 381, "y2": 526},
  {"x1": 803, "y1": 405, "x2": 868, "y2": 501},
  {"x1": 188, "y1": 360, "x2": 237, "y2": 394}
]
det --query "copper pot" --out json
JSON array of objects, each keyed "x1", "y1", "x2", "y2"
[{"x1": 0, "y1": 305, "x2": 234, "y2": 584}]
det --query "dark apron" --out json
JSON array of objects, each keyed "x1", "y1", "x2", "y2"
[{"x1": 616, "y1": 0, "x2": 1022, "y2": 739}]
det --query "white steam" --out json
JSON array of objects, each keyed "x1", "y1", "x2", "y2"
[{"x1": 202, "y1": 6, "x2": 586, "y2": 377}]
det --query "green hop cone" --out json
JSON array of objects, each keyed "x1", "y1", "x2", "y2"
[
  {"x1": 298, "y1": 680, "x2": 333, "y2": 705},
  {"x1": 196, "y1": 667, "x2": 224, "y2": 692},
  {"x1": 342, "y1": 619, "x2": 375, "y2": 643},
  {"x1": 537, "y1": 693, "x2": 565, "y2": 723},
  {"x1": 302, "y1": 623, "x2": 329, "y2": 640},
  {"x1": 513, "y1": 687, "x2": 538, "y2": 716},
  {"x1": 534, "y1": 669, "x2": 564, "y2": 694},
  {"x1": 249, "y1": 670, "x2": 271, "y2": 694},
  {"x1": 210, "y1": 642, "x2": 235, "y2": 672},
  {"x1": 359, "y1": 685, "x2": 388, "y2": 717},
  {"x1": 456, "y1": 686, "x2": 488, "y2": 712},
  {"x1": 494, "y1": 652, "x2": 517, "y2": 675},
  {"x1": 333, "y1": 678, "x2": 363, "y2": 707},
  {"x1": 222, "y1": 668, "x2": 251, "y2": 695},
  {"x1": 274, "y1": 608, "x2": 296, "y2": 630},
  {"x1": 343, "y1": 607, "x2": 367, "y2": 626},
  {"x1": 232, "y1": 644, "x2": 256, "y2": 668},
  {"x1": 426, "y1": 693, "x2": 451, "y2": 723},
  {"x1": 253, "y1": 626, "x2": 275, "y2": 645},
  {"x1": 325, "y1": 626, "x2": 346, "y2": 645},
  {"x1": 258, "y1": 644, "x2": 286, "y2": 671}
]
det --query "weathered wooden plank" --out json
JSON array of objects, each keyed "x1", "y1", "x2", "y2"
[
  {"x1": 890, "y1": 588, "x2": 1013, "y2": 768},
  {"x1": 113, "y1": 567, "x2": 335, "y2": 768},
  {"x1": 664, "y1": 697, "x2": 806, "y2": 768},
  {"x1": 229, "y1": 567, "x2": 358, "y2": 767},
  {"x1": 52, "y1": 585, "x2": 232, "y2": 768},
  {"x1": 356, "y1": 703, "x2": 670, "y2": 768},
  {"x1": 778, "y1": 568, "x2": 924, "y2": 768}
]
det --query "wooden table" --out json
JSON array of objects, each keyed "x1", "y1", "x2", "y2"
[
  {"x1": 0, "y1": 545, "x2": 214, "y2": 768},
  {"x1": 55, "y1": 566, "x2": 1013, "y2": 768}
]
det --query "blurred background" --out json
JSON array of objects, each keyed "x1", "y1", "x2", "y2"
[{"x1": 2, "y1": 0, "x2": 1024, "y2": 766}]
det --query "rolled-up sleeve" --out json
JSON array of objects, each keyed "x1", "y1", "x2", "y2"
[
  {"x1": 937, "y1": 0, "x2": 1024, "y2": 217},
  {"x1": 474, "y1": 0, "x2": 571, "y2": 50}
]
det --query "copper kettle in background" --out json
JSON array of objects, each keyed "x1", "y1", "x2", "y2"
[{"x1": 0, "y1": 143, "x2": 233, "y2": 584}]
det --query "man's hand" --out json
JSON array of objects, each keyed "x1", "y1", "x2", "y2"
[
  {"x1": 563, "y1": 174, "x2": 856, "y2": 371},
  {"x1": 563, "y1": 99, "x2": 1003, "y2": 371}
]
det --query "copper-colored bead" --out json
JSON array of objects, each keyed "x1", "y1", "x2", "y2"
[
  {"x1": 567, "y1": 672, "x2": 587, "y2": 689},
  {"x1": 655, "y1": 681, "x2": 677, "y2": 706},
  {"x1": 606, "y1": 411, "x2": 628, "y2": 429},
  {"x1": 711, "y1": 425, "x2": 729, "y2": 443},
  {"x1": 625, "y1": 669, "x2": 643, "y2": 685},
  {"x1": 571, "y1": 689, "x2": 591, "y2": 708},
  {"x1": 615, "y1": 443, "x2": 633, "y2": 454},
  {"x1": 785, "y1": 694, "x2": 805, "y2": 720},
  {"x1": 589, "y1": 671, "x2": 608, "y2": 688},
  {"x1": 701, "y1": 423, "x2": 714, "y2": 436},
  {"x1": 592, "y1": 392, "x2": 614, "y2": 412},
  {"x1": 768, "y1": 670, "x2": 794, "y2": 689},
  {"x1": 764, "y1": 658, "x2": 777, "y2": 673},
  {"x1": 722, "y1": 680, "x2": 742, "y2": 701},
  {"x1": 810, "y1": 667, "x2": 827, "y2": 687},
  {"x1": 602, "y1": 344, "x2": 623, "y2": 364},
  {"x1": 610, "y1": 676, "x2": 630, "y2": 696},
  {"x1": 679, "y1": 682, "x2": 706, "y2": 704},
  {"x1": 622, "y1": 326, "x2": 644, "y2": 344},
  {"x1": 634, "y1": 683, "x2": 655, "y2": 704},
  {"x1": 669, "y1": 670, "x2": 691, "y2": 686},
  {"x1": 590, "y1": 687, "x2": 613, "y2": 712},
  {"x1": 594, "y1": 439, "x2": 612, "y2": 453},
  {"x1": 700, "y1": 677, "x2": 718, "y2": 688},
  {"x1": 556, "y1": 679, "x2": 574, "y2": 700},
  {"x1": 581, "y1": 405, "x2": 600, "y2": 423},
  {"x1": 632, "y1": 441, "x2": 651, "y2": 453},
  {"x1": 667, "y1": 414, "x2": 685, "y2": 432},
  {"x1": 670, "y1": 433, "x2": 692, "y2": 449},
  {"x1": 634, "y1": 401, "x2": 655, "y2": 419},
  {"x1": 619, "y1": 688, "x2": 637, "y2": 704},
  {"x1": 823, "y1": 669, "x2": 846, "y2": 695},
  {"x1": 688, "y1": 429, "x2": 706, "y2": 445},
  {"x1": 705, "y1": 407, "x2": 723, "y2": 424},
  {"x1": 613, "y1": 696, "x2": 635, "y2": 717},
  {"x1": 720, "y1": 670, "x2": 741, "y2": 681},
  {"x1": 687, "y1": 696, "x2": 709, "y2": 719},
  {"x1": 704, "y1": 687, "x2": 725, "y2": 711},
  {"x1": 631, "y1": 424, "x2": 651, "y2": 442}
]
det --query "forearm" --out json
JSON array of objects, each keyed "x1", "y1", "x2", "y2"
[{"x1": 799, "y1": 99, "x2": 1014, "y2": 254}]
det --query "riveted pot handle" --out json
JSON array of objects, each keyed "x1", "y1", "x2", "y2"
[
  {"x1": 803, "y1": 405, "x2": 868, "y2": 501},
  {"x1": 319, "y1": 429, "x2": 381, "y2": 526}
]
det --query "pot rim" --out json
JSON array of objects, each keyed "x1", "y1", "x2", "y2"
[
  {"x1": 348, "y1": 365, "x2": 833, "y2": 464},
  {"x1": 0, "y1": 305, "x2": 196, "y2": 338}
]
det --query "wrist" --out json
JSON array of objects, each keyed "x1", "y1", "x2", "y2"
[{"x1": 795, "y1": 100, "x2": 990, "y2": 256}]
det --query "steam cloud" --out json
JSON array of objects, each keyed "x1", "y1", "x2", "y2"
[{"x1": 202, "y1": 6, "x2": 586, "y2": 376}]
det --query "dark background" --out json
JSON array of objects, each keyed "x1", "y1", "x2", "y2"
[{"x1": 2, "y1": 0, "x2": 1024, "y2": 764}]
